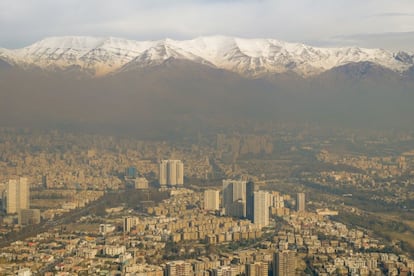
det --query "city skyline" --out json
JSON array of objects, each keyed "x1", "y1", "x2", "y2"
[{"x1": 0, "y1": 128, "x2": 414, "y2": 274}]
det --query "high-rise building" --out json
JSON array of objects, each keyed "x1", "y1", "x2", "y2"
[
  {"x1": 270, "y1": 191, "x2": 288, "y2": 216},
  {"x1": 222, "y1": 180, "x2": 247, "y2": 217},
  {"x1": 222, "y1": 180, "x2": 234, "y2": 214},
  {"x1": 123, "y1": 217, "x2": 133, "y2": 233},
  {"x1": 166, "y1": 261, "x2": 192, "y2": 276},
  {"x1": 6, "y1": 177, "x2": 29, "y2": 214},
  {"x1": 271, "y1": 192, "x2": 285, "y2": 209},
  {"x1": 253, "y1": 191, "x2": 271, "y2": 227},
  {"x1": 273, "y1": 250, "x2": 296, "y2": 276},
  {"x1": 204, "y1": 189, "x2": 220, "y2": 211},
  {"x1": 246, "y1": 262, "x2": 269, "y2": 276},
  {"x1": 125, "y1": 167, "x2": 137, "y2": 179},
  {"x1": 246, "y1": 181, "x2": 256, "y2": 220},
  {"x1": 159, "y1": 160, "x2": 184, "y2": 186},
  {"x1": 42, "y1": 175, "x2": 48, "y2": 189},
  {"x1": 230, "y1": 199, "x2": 246, "y2": 218},
  {"x1": 296, "y1": 192, "x2": 305, "y2": 213}
]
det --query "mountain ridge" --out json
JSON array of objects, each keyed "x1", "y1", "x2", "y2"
[{"x1": 1, "y1": 35, "x2": 413, "y2": 78}]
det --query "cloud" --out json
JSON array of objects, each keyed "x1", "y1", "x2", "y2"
[
  {"x1": 373, "y1": 12, "x2": 414, "y2": 17},
  {"x1": 322, "y1": 31, "x2": 414, "y2": 52},
  {"x1": 1, "y1": 0, "x2": 414, "y2": 50}
]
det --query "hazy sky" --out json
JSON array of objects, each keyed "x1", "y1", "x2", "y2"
[{"x1": 1, "y1": 0, "x2": 414, "y2": 50}]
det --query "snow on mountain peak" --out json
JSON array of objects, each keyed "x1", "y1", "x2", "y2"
[
  {"x1": 2, "y1": 35, "x2": 413, "y2": 77},
  {"x1": 26, "y1": 36, "x2": 105, "y2": 50}
]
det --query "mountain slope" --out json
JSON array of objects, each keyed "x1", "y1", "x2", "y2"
[
  {"x1": 2, "y1": 36, "x2": 414, "y2": 136},
  {"x1": 1, "y1": 58, "x2": 414, "y2": 137},
  {"x1": 2, "y1": 36, "x2": 413, "y2": 78}
]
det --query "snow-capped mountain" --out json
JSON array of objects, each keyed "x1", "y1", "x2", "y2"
[{"x1": 1, "y1": 35, "x2": 413, "y2": 77}]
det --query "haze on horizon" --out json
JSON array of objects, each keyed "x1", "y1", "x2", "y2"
[
  {"x1": 1, "y1": 0, "x2": 414, "y2": 51},
  {"x1": 1, "y1": 0, "x2": 414, "y2": 138}
]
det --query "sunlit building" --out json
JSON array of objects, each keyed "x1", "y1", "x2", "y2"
[
  {"x1": 6, "y1": 177, "x2": 29, "y2": 214},
  {"x1": 296, "y1": 192, "x2": 305, "y2": 213},
  {"x1": 159, "y1": 160, "x2": 184, "y2": 186},
  {"x1": 253, "y1": 190, "x2": 271, "y2": 227},
  {"x1": 204, "y1": 189, "x2": 220, "y2": 211},
  {"x1": 273, "y1": 250, "x2": 296, "y2": 276}
]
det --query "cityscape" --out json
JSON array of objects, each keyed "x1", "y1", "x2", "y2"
[
  {"x1": 1, "y1": 1, "x2": 414, "y2": 275},
  {"x1": 0, "y1": 127, "x2": 414, "y2": 275}
]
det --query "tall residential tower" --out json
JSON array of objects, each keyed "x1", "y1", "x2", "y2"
[
  {"x1": 222, "y1": 180, "x2": 247, "y2": 217},
  {"x1": 204, "y1": 190, "x2": 220, "y2": 211},
  {"x1": 159, "y1": 160, "x2": 184, "y2": 186},
  {"x1": 296, "y1": 192, "x2": 305, "y2": 213},
  {"x1": 246, "y1": 181, "x2": 256, "y2": 220},
  {"x1": 6, "y1": 177, "x2": 29, "y2": 214},
  {"x1": 253, "y1": 191, "x2": 271, "y2": 227},
  {"x1": 273, "y1": 250, "x2": 296, "y2": 276}
]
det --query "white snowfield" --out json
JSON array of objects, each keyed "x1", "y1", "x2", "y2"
[{"x1": 1, "y1": 35, "x2": 413, "y2": 77}]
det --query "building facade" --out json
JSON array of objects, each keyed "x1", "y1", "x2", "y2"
[
  {"x1": 166, "y1": 261, "x2": 192, "y2": 276},
  {"x1": 204, "y1": 189, "x2": 220, "y2": 211},
  {"x1": 159, "y1": 160, "x2": 184, "y2": 186},
  {"x1": 273, "y1": 250, "x2": 296, "y2": 276},
  {"x1": 296, "y1": 192, "x2": 305, "y2": 213},
  {"x1": 135, "y1": 177, "x2": 149, "y2": 189},
  {"x1": 6, "y1": 177, "x2": 29, "y2": 214},
  {"x1": 246, "y1": 181, "x2": 256, "y2": 220},
  {"x1": 222, "y1": 180, "x2": 247, "y2": 217},
  {"x1": 246, "y1": 262, "x2": 269, "y2": 276},
  {"x1": 253, "y1": 191, "x2": 271, "y2": 227}
]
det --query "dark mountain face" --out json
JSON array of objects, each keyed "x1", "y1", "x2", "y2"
[
  {"x1": 0, "y1": 58, "x2": 12, "y2": 70},
  {"x1": 404, "y1": 65, "x2": 414, "y2": 80},
  {"x1": 319, "y1": 61, "x2": 399, "y2": 80},
  {"x1": 0, "y1": 59, "x2": 413, "y2": 137}
]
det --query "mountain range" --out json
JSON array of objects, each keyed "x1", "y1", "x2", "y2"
[
  {"x1": 1, "y1": 36, "x2": 413, "y2": 137},
  {"x1": 1, "y1": 35, "x2": 413, "y2": 78}
]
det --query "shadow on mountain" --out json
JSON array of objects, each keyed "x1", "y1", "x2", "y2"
[
  {"x1": 0, "y1": 58, "x2": 12, "y2": 71},
  {"x1": 0, "y1": 60, "x2": 413, "y2": 138}
]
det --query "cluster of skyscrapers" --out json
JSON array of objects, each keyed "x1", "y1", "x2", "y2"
[
  {"x1": 222, "y1": 180, "x2": 274, "y2": 227},
  {"x1": 204, "y1": 180, "x2": 306, "y2": 228}
]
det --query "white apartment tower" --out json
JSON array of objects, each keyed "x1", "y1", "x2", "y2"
[
  {"x1": 253, "y1": 190, "x2": 271, "y2": 227},
  {"x1": 159, "y1": 160, "x2": 184, "y2": 186},
  {"x1": 6, "y1": 177, "x2": 29, "y2": 214},
  {"x1": 204, "y1": 189, "x2": 220, "y2": 211}
]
